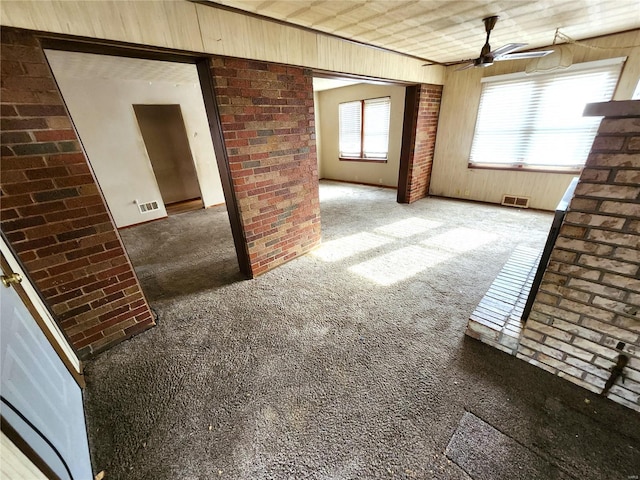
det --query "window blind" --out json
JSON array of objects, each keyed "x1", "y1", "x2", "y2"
[
  {"x1": 339, "y1": 101, "x2": 362, "y2": 158},
  {"x1": 470, "y1": 59, "x2": 624, "y2": 170},
  {"x1": 363, "y1": 97, "x2": 391, "y2": 159}
]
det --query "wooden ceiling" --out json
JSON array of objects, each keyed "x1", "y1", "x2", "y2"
[{"x1": 203, "y1": 0, "x2": 640, "y2": 64}]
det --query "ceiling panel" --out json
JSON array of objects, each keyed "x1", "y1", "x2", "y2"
[
  {"x1": 205, "y1": 0, "x2": 640, "y2": 64},
  {"x1": 44, "y1": 50, "x2": 200, "y2": 84}
]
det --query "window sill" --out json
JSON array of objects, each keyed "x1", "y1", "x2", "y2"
[
  {"x1": 468, "y1": 163, "x2": 582, "y2": 174},
  {"x1": 340, "y1": 157, "x2": 388, "y2": 163}
]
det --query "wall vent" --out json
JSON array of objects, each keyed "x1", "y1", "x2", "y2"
[
  {"x1": 137, "y1": 200, "x2": 160, "y2": 214},
  {"x1": 502, "y1": 194, "x2": 530, "y2": 209}
]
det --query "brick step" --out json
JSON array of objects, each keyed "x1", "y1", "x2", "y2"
[{"x1": 466, "y1": 246, "x2": 542, "y2": 354}]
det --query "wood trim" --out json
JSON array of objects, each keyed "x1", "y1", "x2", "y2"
[
  {"x1": 468, "y1": 163, "x2": 582, "y2": 174},
  {"x1": 339, "y1": 157, "x2": 388, "y2": 163},
  {"x1": 312, "y1": 69, "x2": 414, "y2": 86},
  {"x1": 117, "y1": 215, "x2": 170, "y2": 230},
  {"x1": 196, "y1": 59, "x2": 253, "y2": 278},
  {"x1": 360, "y1": 99, "x2": 365, "y2": 160},
  {"x1": 39, "y1": 34, "x2": 202, "y2": 63},
  {"x1": 0, "y1": 253, "x2": 85, "y2": 388},
  {"x1": 320, "y1": 178, "x2": 397, "y2": 190},
  {"x1": 1, "y1": 417, "x2": 61, "y2": 480},
  {"x1": 397, "y1": 84, "x2": 419, "y2": 203}
]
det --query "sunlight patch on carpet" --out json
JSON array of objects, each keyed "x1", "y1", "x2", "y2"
[
  {"x1": 311, "y1": 232, "x2": 392, "y2": 262},
  {"x1": 421, "y1": 228, "x2": 499, "y2": 253},
  {"x1": 349, "y1": 245, "x2": 453, "y2": 286},
  {"x1": 374, "y1": 217, "x2": 442, "y2": 238}
]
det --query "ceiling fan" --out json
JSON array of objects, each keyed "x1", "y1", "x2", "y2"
[{"x1": 455, "y1": 16, "x2": 552, "y2": 70}]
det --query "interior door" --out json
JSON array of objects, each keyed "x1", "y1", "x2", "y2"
[
  {"x1": 133, "y1": 103, "x2": 202, "y2": 205},
  {"x1": 1, "y1": 249, "x2": 93, "y2": 480}
]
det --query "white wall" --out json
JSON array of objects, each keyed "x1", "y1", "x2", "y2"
[
  {"x1": 430, "y1": 29, "x2": 640, "y2": 211},
  {"x1": 317, "y1": 83, "x2": 406, "y2": 187},
  {"x1": 45, "y1": 50, "x2": 225, "y2": 228}
]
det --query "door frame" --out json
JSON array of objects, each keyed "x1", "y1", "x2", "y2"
[
  {"x1": 397, "y1": 84, "x2": 419, "y2": 203},
  {"x1": 0, "y1": 234, "x2": 83, "y2": 387},
  {"x1": 39, "y1": 35, "x2": 252, "y2": 278}
]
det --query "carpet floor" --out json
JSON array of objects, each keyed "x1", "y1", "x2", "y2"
[{"x1": 83, "y1": 181, "x2": 640, "y2": 479}]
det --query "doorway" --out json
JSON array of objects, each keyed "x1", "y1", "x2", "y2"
[
  {"x1": 313, "y1": 77, "x2": 406, "y2": 189},
  {"x1": 133, "y1": 104, "x2": 204, "y2": 215},
  {"x1": 43, "y1": 48, "x2": 250, "y2": 300},
  {"x1": 44, "y1": 49, "x2": 226, "y2": 229}
]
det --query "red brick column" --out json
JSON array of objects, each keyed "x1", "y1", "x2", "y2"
[
  {"x1": 1, "y1": 27, "x2": 154, "y2": 358},
  {"x1": 209, "y1": 58, "x2": 321, "y2": 276},
  {"x1": 400, "y1": 84, "x2": 443, "y2": 204},
  {"x1": 518, "y1": 100, "x2": 640, "y2": 411}
]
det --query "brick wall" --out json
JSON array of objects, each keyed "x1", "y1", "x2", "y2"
[
  {"x1": 0, "y1": 27, "x2": 154, "y2": 358},
  {"x1": 518, "y1": 100, "x2": 640, "y2": 411},
  {"x1": 403, "y1": 84, "x2": 443, "y2": 204},
  {"x1": 209, "y1": 57, "x2": 321, "y2": 276}
]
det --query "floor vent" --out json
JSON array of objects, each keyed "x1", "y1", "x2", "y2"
[
  {"x1": 502, "y1": 195, "x2": 530, "y2": 208},
  {"x1": 137, "y1": 200, "x2": 160, "y2": 214}
]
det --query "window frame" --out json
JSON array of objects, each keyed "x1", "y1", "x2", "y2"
[
  {"x1": 467, "y1": 57, "x2": 625, "y2": 174},
  {"x1": 339, "y1": 96, "x2": 391, "y2": 162}
]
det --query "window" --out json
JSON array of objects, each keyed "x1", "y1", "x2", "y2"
[
  {"x1": 339, "y1": 97, "x2": 391, "y2": 161},
  {"x1": 469, "y1": 57, "x2": 624, "y2": 171},
  {"x1": 632, "y1": 78, "x2": 640, "y2": 100}
]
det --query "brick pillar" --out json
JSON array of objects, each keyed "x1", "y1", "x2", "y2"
[
  {"x1": 1, "y1": 27, "x2": 154, "y2": 358},
  {"x1": 398, "y1": 84, "x2": 443, "y2": 204},
  {"x1": 518, "y1": 100, "x2": 640, "y2": 411},
  {"x1": 209, "y1": 57, "x2": 321, "y2": 277}
]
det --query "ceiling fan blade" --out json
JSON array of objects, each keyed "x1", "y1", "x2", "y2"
[
  {"x1": 446, "y1": 58, "x2": 475, "y2": 66},
  {"x1": 456, "y1": 62, "x2": 475, "y2": 71},
  {"x1": 491, "y1": 43, "x2": 527, "y2": 57},
  {"x1": 495, "y1": 50, "x2": 554, "y2": 61}
]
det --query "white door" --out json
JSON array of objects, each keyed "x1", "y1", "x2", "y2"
[{"x1": 1, "y1": 245, "x2": 93, "y2": 480}]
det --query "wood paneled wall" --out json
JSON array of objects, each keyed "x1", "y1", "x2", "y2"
[
  {"x1": 0, "y1": 0, "x2": 444, "y2": 86},
  {"x1": 430, "y1": 30, "x2": 640, "y2": 211}
]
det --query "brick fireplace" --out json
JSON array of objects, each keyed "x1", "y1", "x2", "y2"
[
  {"x1": 467, "y1": 100, "x2": 640, "y2": 412},
  {"x1": 519, "y1": 100, "x2": 640, "y2": 411}
]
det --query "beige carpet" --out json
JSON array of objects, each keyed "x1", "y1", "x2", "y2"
[{"x1": 83, "y1": 181, "x2": 640, "y2": 479}]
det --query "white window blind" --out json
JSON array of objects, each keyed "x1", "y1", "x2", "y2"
[
  {"x1": 339, "y1": 97, "x2": 390, "y2": 160},
  {"x1": 470, "y1": 58, "x2": 624, "y2": 170},
  {"x1": 363, "y1": 97, "x2": 391, "y2": 159},
  {"x1": 339, "y1": 101, "x2": 362, "y2": 158}
]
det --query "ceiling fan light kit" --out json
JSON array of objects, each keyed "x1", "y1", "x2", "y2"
[{"x1": 455, "y1": 16, "x2": 553, "y2": 71}]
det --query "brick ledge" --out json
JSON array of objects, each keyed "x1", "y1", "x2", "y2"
[{"x1": 583, "y1": 99, "x2": 640, "y2": 117}]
